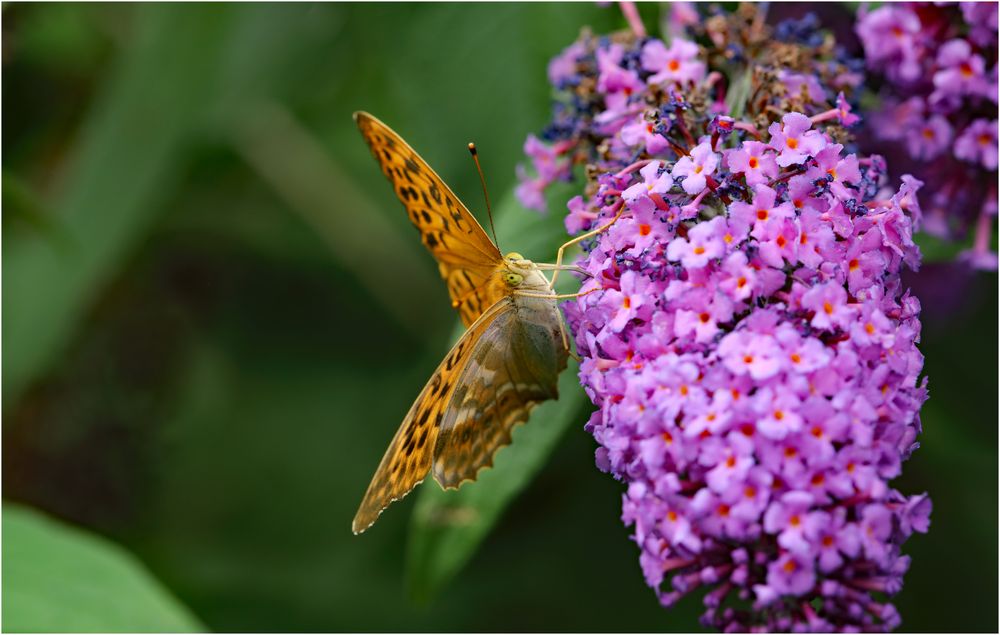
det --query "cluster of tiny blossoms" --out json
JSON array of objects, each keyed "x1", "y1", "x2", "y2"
[
  {"x1": 856, "y1": 2, "x2": 998, "y2": 269},
  {"x1": 519, "y1": 13, "x2": 930, "y2": 632}
]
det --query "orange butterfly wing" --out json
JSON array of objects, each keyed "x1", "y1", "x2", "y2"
[
  {"x1": 352, "y1": 299, "x2": 514, "y2": 534},
  {"x1": 354, "y1": 111, "x2": 505, "y2": 327},
  {"x1": 432, "y1": 294, "x2": 568, "y2": 489}
]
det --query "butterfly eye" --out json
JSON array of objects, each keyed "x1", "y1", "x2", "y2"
[
  {"x1": 504, "y1": 272, "x2": 524, "y2": 286},
  {"x1": 505, "y1": 252, "x2": 524, "y2": 261}
]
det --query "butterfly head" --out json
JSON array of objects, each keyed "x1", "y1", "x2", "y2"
[{"x1": 501, "y1": 252, "x2": 551, "y2": 292}]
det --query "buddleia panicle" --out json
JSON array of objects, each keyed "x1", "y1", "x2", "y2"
[
  {"x1": 856, "y1": 2, "x2": 998, "y2": 270},
  {"x1": 521, "y1": 6, "x2": 930, "y2": 631}
]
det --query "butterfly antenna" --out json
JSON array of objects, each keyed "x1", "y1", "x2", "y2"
[{"x1": 468, "y1": 143, "x2": 501, "y2": 250}]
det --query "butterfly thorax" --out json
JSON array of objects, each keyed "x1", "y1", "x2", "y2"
[{"x1": 500, "y1": 252, "x2": 554, "y2": 295}]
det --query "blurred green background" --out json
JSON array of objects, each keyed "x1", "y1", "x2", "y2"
[{"x1": 2, "y1": 3, "x2": 996, "y2": 632}]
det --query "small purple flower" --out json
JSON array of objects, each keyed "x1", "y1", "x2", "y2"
[
  {"x1": 547, "y1": 40, "x2": 586, "y2": 86},
  {"x1": 641, "y1": 38, "x2": 705, "y2": 86},
  {"x1": 836, "y1": 92, "x2": 861, "y2": 127},
  {"x1": 780, "y1": 70, "x2": 827, "y2": 104},
  {"x1": 801, "y1": 281, "x2": 853, "y2": 331},
  {"x1": 962, "y1": 1, "x2": 999, "y2": 47},
  {"x1": 767, "y1": 112, "x2": 827, "y2": 167},
  {"x1": 954, "y1": 118, "x2": 999, "y2": 170},
  {"x1": 856, "y1": 5, "x2": 923, "y2": 81},
  {"x1": 905, "y1": 114, "x2": 952, "y2": 161},
  {"x1": 765, "y1": 553, "x2": 816, "y2": 597},
  {"x1": 621, "y1": 115, "x2": 671, "y2": 154},
  {"x1": 671, "y1": 140, "x2": 718, "y2": 194},
  {"x1": 666, "y1": 215, "x2": 725, "y2": 268},
  {"x1": 932, "y1": 38, "x2": 989, "y2": 102},
  {"x1": 725, "y1": 141, "x2": 779, "y2": 186}
]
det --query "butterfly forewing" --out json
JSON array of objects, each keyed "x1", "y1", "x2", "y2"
[
  {"x1": 354, "y1": 112, "x2": 505, "y2": 327},
  {"x1": 352, "y1": 300, "x2": 515, "y2": 534},
  {"x1": 432, "y1": 294, "x2": 568, "y2": 489}
]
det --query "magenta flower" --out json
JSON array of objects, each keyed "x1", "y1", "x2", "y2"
[
  {"x1": 641, "y1": 38, "x2": 705, "y2": 86},
  {"x1": 954, "y1": 118, "x2": 999, "y2": 170},
  {"x1": 767, "y1": 112, "x2": 827, "y2": 167},
  {"x1": 725, "y1": 141, "x2": 779, "y2": 186},
  {"x1": 905, "y1": 115, "x2": 953, "y2": 161},
  {"x1": 621, "y1": 114, "x2": 671, "y2": 154},
  {"x1": 856, "y1": 5, "x2": 923, "y2": 81},
  {"x1": 671, "y1": 140, "x2": 718, "y2": 194},
  {"x1": 932, "y1": 38, "x2": 990, "y2": 102}
]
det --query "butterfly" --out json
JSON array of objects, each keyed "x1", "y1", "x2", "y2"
[{"x1": 351, "y1": 112, "x2": 571, "y2": 534}]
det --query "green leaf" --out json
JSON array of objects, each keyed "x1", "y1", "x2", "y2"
[
  {"x1": 406, "y1": 182, "x2": 592, "y2": 601},
  {"x1": 406, "y1": 358, "x2": 587, "y2": 602},
  {"x1": 2, "y1": 5, "x2": 240, "y2": 408},
  {"x1": 2, "y1": 503, "x2": 204, "y2": 632}
]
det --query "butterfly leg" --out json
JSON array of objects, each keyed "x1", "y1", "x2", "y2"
[
  {"x1": 549, "y1": 205, "x2": 627, "y2": 288},
  {"x1": 533, "y1": 263, "x2": 592, "y2": 278},
  {"x1": 555, "y1": 307, "x2": 582, "y2": 363},
  {"x1": 514, "y1": 288, "x2": 602, "y2": 301}
]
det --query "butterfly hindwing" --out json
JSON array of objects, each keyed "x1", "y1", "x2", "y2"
[
  {"x1": 351, "y1": 300, "x2": 514, "y2": 534},
  {"x1": 432, "y1": 294, "x2": 568, "y2": 489},
  {"x1": 354, "y1": 111, "x2": 505, "y2": 326}
]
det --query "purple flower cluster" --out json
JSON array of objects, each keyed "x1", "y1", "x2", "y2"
[
  {"x1": 856, "y1": 2, "x2": 998, "y2": 269},
  {"x1": 520, "y1": 13, "x2": 931, "y2": 631}
]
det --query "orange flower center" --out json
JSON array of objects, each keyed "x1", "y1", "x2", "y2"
[
  {"x1": 748, "y1": 157, "x2": 759, "y2": 169},
  {"x1": 668, "y1": 59, "x2": 681, "y2": 72},
  {"x1": 623, "y1": 297, "x2": 631, "y2": 309},
  {"x1": 787, "y1": 137, "x2": 799, "y2": 150},
  {"x1": 639, "y1": 224, "x2": 651, "y2": 236}
]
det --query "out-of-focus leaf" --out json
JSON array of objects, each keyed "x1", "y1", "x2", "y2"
[
  {"x1": 2, "y1": 5, "x2": 239, "y2": 408},
  {"x1": 2, "y1": 171, "x2": 67, "y2": 247},
  {"x1": 407, "y1": 359, "x2": 586, "y2": 602},
  {"x1": 406, "y1": 183, "x2": 592, "y2": 601},
  {"x1": 2, "y1": 503, "x2": 204, "y2": 632}
]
